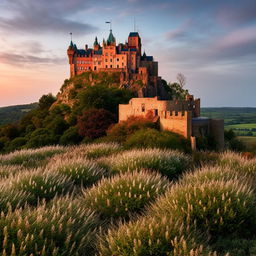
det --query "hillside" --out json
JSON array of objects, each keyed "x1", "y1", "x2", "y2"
[
  {"x1": 0, "y1": 143, "x2": 255, "y2": 255},
  {"x1": 0, "y1": 103, "x2": 38, "y2": 125}
]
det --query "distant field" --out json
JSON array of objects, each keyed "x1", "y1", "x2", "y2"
[
  {"x1": 201, "y1": 107, "x2": 256, "y2": 126},
  {"x1": 238, "y1": 136, "x2": 256, "y2": 150},
  {"x1": 226, "y1": 123, "x2": 256, "y2": 129}
]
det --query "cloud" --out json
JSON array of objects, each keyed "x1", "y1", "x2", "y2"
[
  {"x1": 0, "y1": 0, "x2": 98, "y2": 35},
  {"x1": 0, "y1": 52, "x2": 65, "y2": 66}
]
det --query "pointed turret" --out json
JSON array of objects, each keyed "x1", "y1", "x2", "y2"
[
  {"x1": 107, "y1": 29, "x2": 116, "y2": 45},
  {"x1": 94, "y1": 37, "x2": 100, "y2": 51}
]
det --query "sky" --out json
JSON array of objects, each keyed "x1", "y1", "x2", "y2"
[{"x1": 0, "y1": 0, "x2": 255, "y2": 107}]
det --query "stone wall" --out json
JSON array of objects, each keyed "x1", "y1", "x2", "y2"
[{"x1": 159, "y1": 111, "x2": 192, "y2": 138}]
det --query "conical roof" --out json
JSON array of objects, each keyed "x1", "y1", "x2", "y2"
[{"x1": 107, "y1": 29, "x2": 116, "y2": 44}]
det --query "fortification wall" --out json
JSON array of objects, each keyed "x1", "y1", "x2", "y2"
[
  {"x1": 210, "y1": 119, "x2": 224, "y2": 150},
  {"x1": 159, "y1": 111, "x2": 192, "y2": 138}
]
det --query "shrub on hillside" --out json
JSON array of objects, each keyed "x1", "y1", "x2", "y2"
[
  {"x1": 180, "y1": 166, "x2": 252, "y2": 188},
  {"x1": 217, "y1": 151, "x2": 256, "y2": 178},
  {"x1": 0, "y1": 197, "x2": 100, "y2": 255},
  {"x1": 10, "y1": 170, "x2": 73, "y2": 204},
  {"x1": 48, "y1": 157, "x2": 106, "y2": 187},
  {"x1": 107, "y1": 115, "x2": 156, "y2": 142},
  {"x1": 100, "y1": 148, "x2": 192, "y2": 180},
  {"x1": 77, "y1": 108, "x2": 116, "y2": 139},
  {"x1": 25, "y1": 128, "x2": 59, "y2": 148},
  {"x1": 6, "y1": 137, "x2": 27, "y2": 152},
  {"x1": 124, "y1": 128, "x2": 191, "y2": 152},
  {"x1": 59, "y1": 126, "x2": 82, "y2": 145},
  {"x1": 74, "y1": 83, "x2": 133, "y2": 115},
  {"x1": 83, "y1": 170, "x2": 169, "y2": 220},
  {"x1": 98, "y1": 216, "x2": 216, "y2": 256},
  {"x1": 151, "y1": 180, "x2": 256, "y2": 240},
  {"x1": 0, "y1": 146, "x2": 66, "y2": 168},
  {"x1": 74, "y1": 142, "x2": 122, "y2": 159}
]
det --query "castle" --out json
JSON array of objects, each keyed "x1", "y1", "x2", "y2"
[
  {"x1": 67, "y1": 29, "x2": 224, "y2": 149},
  {"x1": 67, "y1": 29, "x2": 166, "y2": 98}
]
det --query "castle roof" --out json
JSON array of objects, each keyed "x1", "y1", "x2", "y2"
[
  {"x1": 94, "y1": 36, "x2": 99, "y2": 46},
  {"x1": 129, "y1": 32, "x2": 139, "y2": 37},
  {"x1": 107, "y1": 29, "x2": 116, "y2": 44}
]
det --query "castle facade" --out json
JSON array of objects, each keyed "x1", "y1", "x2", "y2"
[{"x1": 67, "y1": 30, "x2": 164, "y2": 98}]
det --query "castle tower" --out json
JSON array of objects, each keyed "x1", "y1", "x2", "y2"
[
  {"x1": 67, "y1": 40, "x2": 75, "y2": 77},
  {"x1": 93, "y1": 37, "x2": 100, "y2": 51},
  {"x1": 128, "y1": 32, "x2": 141, "y2": 55}
]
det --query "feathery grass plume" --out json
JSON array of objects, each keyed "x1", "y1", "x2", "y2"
[
  {"x1": 72, "y1": 142, "x2": 122, "y2": 159},
  {"x1": 0, "y1": 146, "x2": 66, "y2": 168},
  {"x1": 218, "y1": 151, "x2": 256, "y2": 176},
  {"x1": 180, "y1": 165, "x2": 252, "y2": 188},
  {"x1": 83, "y1": 170, "x2": 169, "y2": 220},
  {"x1": 0, "y1": 182, "x2": 32, "y2": 212},
  {"x1": 8, "y1": 169, "x2": 73, "y2": 205},
  {"x1": 151, "y1": 180, "x2": 256, "y2": 240},
  {"x1": 0, "y1": 165, "x2": 24, "y2": 179},
  {"x1": 99, "y1": 148, "x2": 192, "y2": 179},
  {"x1": 47, "y1": 157, "x2": 106, "y2": 187},
  {"x1": 98, "y1": 215, "x2": 219, "y2": 256},
  {"x1": 0, "y1": 196, "x2": 101, "y2": 255}
]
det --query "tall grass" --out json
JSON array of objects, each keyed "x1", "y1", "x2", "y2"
[
  {"x1": 0, "y1": 146, "x2": 66, "y2": 168},
  {"x1": 83, "y1": 170, "x2": 169, "y2": 220},
  {"x1": 47, "y1": 157, "x2": 106, "y2": 187},
  {"x1": 0, "y1": 196, "x2": 101, "y2": 255},
  {"x1": 99, "y1": 148, "x2": 192, "y2": 180},
  {"x1": 0, "y1": 165, "x2": 24, "y2": 179},
  {"x1": 7, "y1": 169, "x2": 73, "y2": 205},
  {"x1": 218, "y1": 151, "x2": 256, "y2": 176},
  {"x1": 151, "y1": 180, "x2": 256, "y2": 240},
  {"x1": 98, "y1": 215, "x2": 218, "y2": 256},
  {"x1": 180, "y1": 165, "x2": 252, "y2": 188}
]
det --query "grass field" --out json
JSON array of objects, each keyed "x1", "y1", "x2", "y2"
[
  {"x1": 238, "y1": 136, "x2": 256, "y2": 150},
  {"x1": 226, "y1": 123, "x2": 256, "y2": 129}
]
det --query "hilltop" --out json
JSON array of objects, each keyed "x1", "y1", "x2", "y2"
[{"x1": 0, "y1": 103, "x2": 38, "y2": 125}]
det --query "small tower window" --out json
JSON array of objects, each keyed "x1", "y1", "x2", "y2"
[{"x1": 141, "y1": 104, "x2": 145, "y2": 112}]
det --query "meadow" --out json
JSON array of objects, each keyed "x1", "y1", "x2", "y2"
[{"x1": 0, "y1": 143, "x2": 256, "y2": 255}]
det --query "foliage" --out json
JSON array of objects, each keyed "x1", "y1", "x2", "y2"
[
  {"x1": 77, "y1": 108, "x2": 116, "y2": 139},
  {"x1": 163, "y1": 79, "x2": 189, "y2": 100},
  {"x1": 99, "y1": 148, "x2": 192, "y2": 180},
  {"x1": 74, "y1": 84, "x2": 133, "y2": 115},
  {"x1": 0, "y1": 197, "x2": 100, "y2": 255},
  {"x1": 6, "y1": 137, "x2": 27, "y2": 152},
  {"x1": 0, "y1": 103, "x2": 38, "y2": 126},
  {"x1": 106, "y1": 115, "x2": 156, "y2": 143},
  {"x1": 59, "y1": 126, "x2": 82, "y2": 145},
  {"x1": 83, "y1": 170, "x2": 169, "y2": 220},
  {"x1": 98, "y1": 216, "x2": 215, "y2": 256},
  {"x1": 124, "y1": 128, "x2": 191, "y2": 152},
  {"x1": 0, "y1": 165, "x2": 24, "y2": 179}
]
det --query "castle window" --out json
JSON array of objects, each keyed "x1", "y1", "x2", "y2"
[
  {"x1": 106, "y1": 53, "x2": 108, "y2": 56},
  {"x1": 117, "y1": 65, "x2": 119, "y2": 68},
  {"x1": 106, "y1": 65, "x2": 108, "y2": 68},
  {"x1": 110, "y1": 65, "x2": 113, "y2": 68},
  {"x1": 94, "y1": 67, "x2": 96, "y2": 70},
  {"x1": 105, "y1": 59, "x2": 108, "y2": 62},
  {"x1": 110, "y1": 59, "x2": 113, "y2": 62},
  {"x1": 141, "y1": 104, "x2": 145, "y2": 112},
  {"x1": 117, "y1": 58, "x2": 119, "y2": 61}
]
